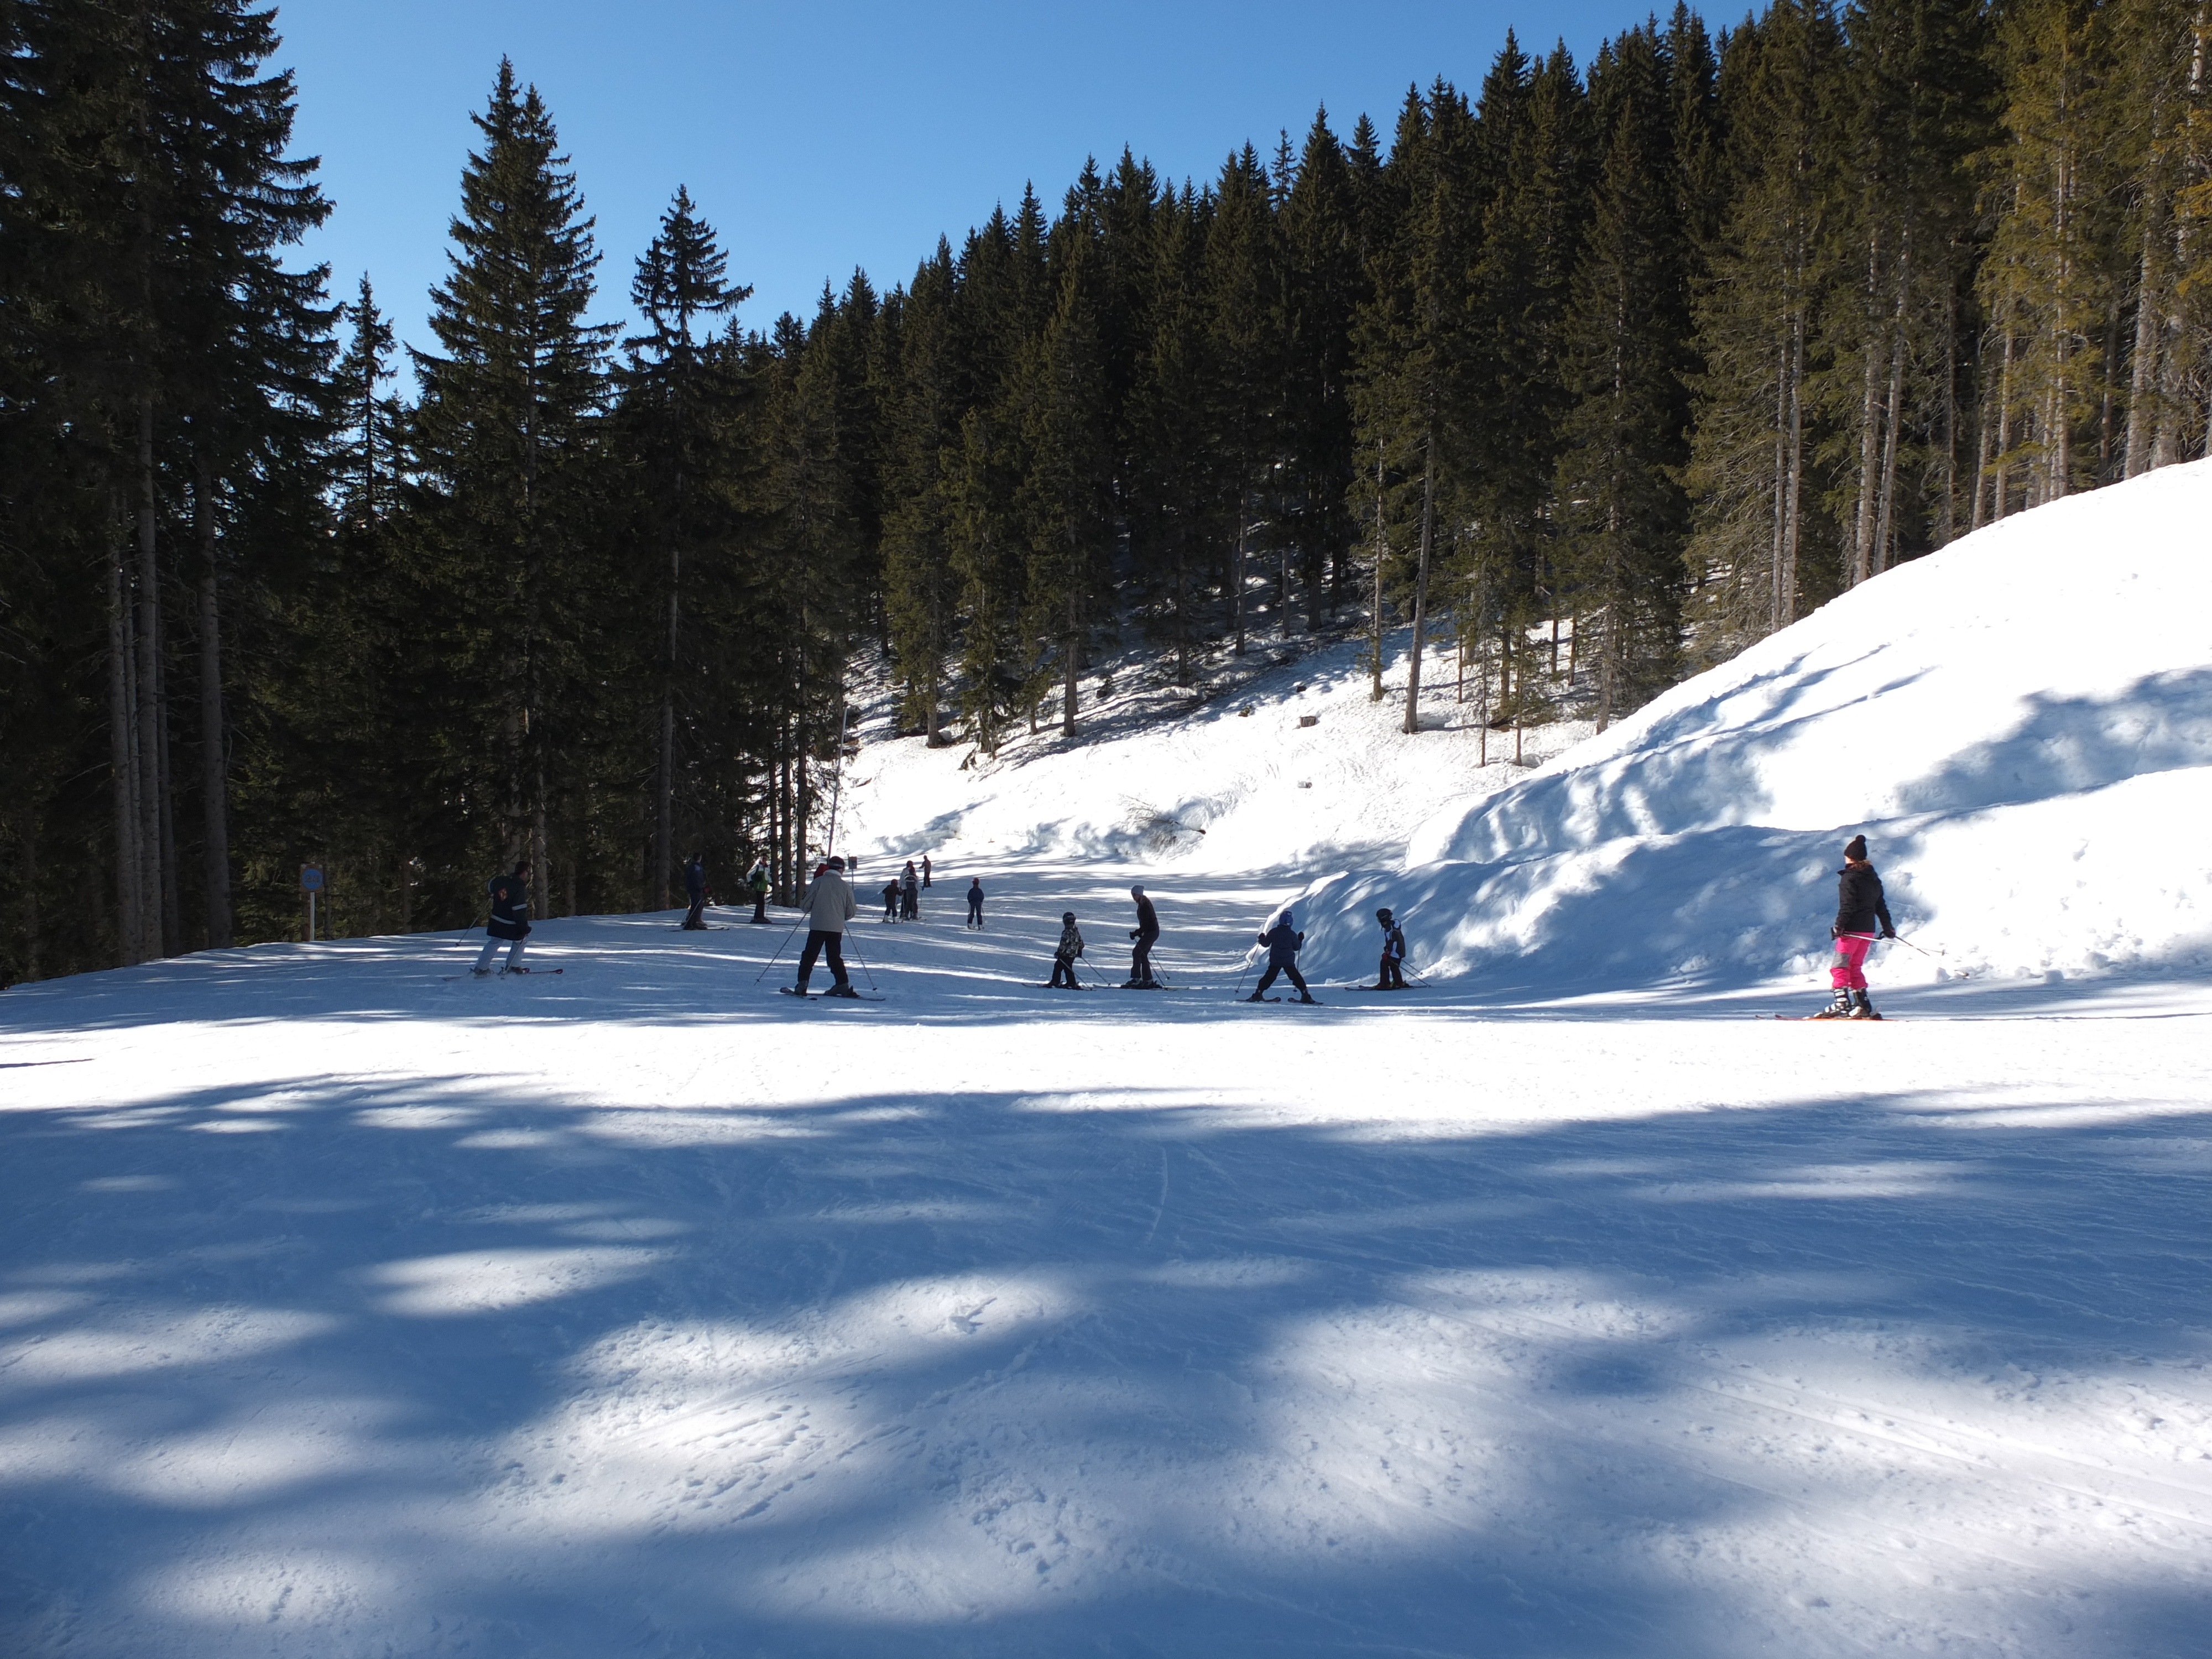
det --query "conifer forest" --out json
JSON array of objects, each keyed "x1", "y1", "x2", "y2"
[{"x1": 3, "y1": 0, "x2": 2210, "y2": 983}]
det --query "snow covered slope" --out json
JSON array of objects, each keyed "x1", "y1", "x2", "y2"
[
  {"x1": 842, "y1": 462, "x2": 2212, "y2": 996},
  {"x1": 1298, "y1": 460, "x2": 2212, "y2": 993}
]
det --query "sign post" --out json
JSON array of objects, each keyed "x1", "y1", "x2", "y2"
[{"x1": 301, "y1": 864, "x2": 324, "y2": 942}]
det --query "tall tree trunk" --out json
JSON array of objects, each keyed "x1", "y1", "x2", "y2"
[
  {"x1": 1232, "y1": 487, "x2": 1248, "y2": 656},
  {"x1": 1849, "y1": 233, "x2": 1884, "y2": 587},
  {"x1": 1778, "y1": 292, "x2": 1807, "y2": 630},
  {"x1": 1369, "y1": 441, "x2": 1385, "y2": 703},
  {"x1": 1872, "y1": 275, "x2": 1908, "y2": 577},
  {"x1": 108, "y1": 515, "x2": 144, "y2": 967},
  {"x1": 134, "y1": 395, "x2": 164, "y2": 957},
  {"x1": 195, "y1": 460, "x2": 232, "y2": 948},
  {"x1": 655, "y1": 535, "x2": 676, "y2": 912},
  {"x1": 1401, "y1": 432, "x2": 1436, "y2": 737},
  {"x1": 1062, "y1": 571, "x2": 1079, "y2": 737}
]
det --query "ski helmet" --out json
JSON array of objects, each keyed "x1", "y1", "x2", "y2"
[
  {"x1": 1062, "y1": 911, "x2": 1076, "y2": 922},
  {"x1": 1376, "y1": 907, "x2": 1393, "y2": 921}
]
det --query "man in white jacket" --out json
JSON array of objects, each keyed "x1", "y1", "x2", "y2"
[{"x1": 794, "y1": 855, "x2": 860, "y2": 997}]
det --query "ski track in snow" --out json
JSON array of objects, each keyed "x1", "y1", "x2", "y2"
[{"x1": 2, "y1": 872, "x2": 2209, "y2": 1658}]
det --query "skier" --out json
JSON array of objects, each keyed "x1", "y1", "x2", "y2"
[
  {"x1": 901, "y1": 861, "x2": 921, "y2": 920},
  {"x1": 965, "y1": 877, "x2": 985, "y2": 928},
  {"x1": 880, "y1": 879, "x2": 900, "y2": 923},
  {"x1": 681, "y1": 854, "x2": 708, "y2": 930},
  {"x1": 794, "y1": 855, "x2": 860, "y2": 998},
  {"x1": 921, "y1": 854, "x2": 933, "y2": 889},
  {"x1": 1124, "y1": 884, "x2": 1161, "y2": 988},
  {"x1": 1048, "y1": 911, "x2": 1086, "y2": 988},
  {"x1": 472, "y1": 858, "x2": 533, "y2": 975},
  {"x1": 1248, "y1": 907, "x2": 1318, "y2": 1003},
  {"x1": 1817, "y1": 833, "x2": 1896, "y2": 1020},
  {"x1": 1370, "y1": 908, "x2": 1408, "y2": 990}
]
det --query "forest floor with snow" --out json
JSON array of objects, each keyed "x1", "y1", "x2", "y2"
[{"x1": 4, "y1": 872, "x2": 2209, "y2": 1658}]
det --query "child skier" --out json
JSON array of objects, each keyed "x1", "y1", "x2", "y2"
[
  {"x1": 472, "y1": 859, "x2": 533, "y2": 975},
  {"x1": 1370, "y1": 908, "x2": 1408, "y2": 990},
  {"x1": 681, "y1": 854, "x2": 708, "y2": 929},
  {"x1": 880, "y1": 879, "x2": 900, "y2": 922},
  {"x1": 1817, "y1": 833, "x2": 1895, "y2": 1019},
  {"x1": 1248, "y1": 907, "x2": 1318, "y2": 1003},
  {"x1": 1048, "y1": 911, "x2": 1086, "y2": 988},
  {"x1": 966, "y1": 877, "x2": 985, "y2": 928}
]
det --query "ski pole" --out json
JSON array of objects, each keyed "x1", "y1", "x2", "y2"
[
  {"x1": 842, "y1": 934, "x2": 879, "y2": 992},
  {"x1": 752, "y1": 917, "x2": 804, "y2": 982}
]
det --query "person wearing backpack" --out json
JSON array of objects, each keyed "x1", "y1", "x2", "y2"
[
  {"x1": 1370, "y1": 908, "x2": 1408, "y2": 990},
  {"x1": 1048, "y1": 911, "x2": 1086, "y2": 988}
]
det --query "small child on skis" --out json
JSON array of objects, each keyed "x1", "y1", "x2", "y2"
[
  {"x1": 1248, "y1": 907, "x2": 1317, "y2": 1003},
  {"x1": 1049, "y1": 911, "x2": 1085, "y2": 988},
  {"x1": 966, "y1": 877, "x2": 985, "y2": 928},
  {"x1": 1371, "y1": 907, "x2": 1408, "y2": 990},
  {"x1": 1818, "y1": 833, "x2": 1895, "y2": 1019},
  {"x1": 880, "y1": 879, "x2": 900, "y2": 922}
]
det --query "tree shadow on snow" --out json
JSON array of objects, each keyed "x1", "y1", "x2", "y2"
[{"x1": 2, "y1": 1061, "x2": 2208, "y2": 1657}]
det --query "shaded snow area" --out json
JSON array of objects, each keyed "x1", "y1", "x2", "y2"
[{"x1": 7, "y1": 468, "x2": 2212, "y2": 1657}]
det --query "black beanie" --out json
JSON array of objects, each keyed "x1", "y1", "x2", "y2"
[{"x1": 1844, "y1": 834, "x2": 1868, "y2": 862}]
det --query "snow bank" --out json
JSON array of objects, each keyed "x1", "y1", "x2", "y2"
[{"x1": 1296, "y1": 460, "x2": 2212, "y2": 989}]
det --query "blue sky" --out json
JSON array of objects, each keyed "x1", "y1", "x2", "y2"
[{"x1": 278, "y1": 1, "x2": 1646, "y2": 376}]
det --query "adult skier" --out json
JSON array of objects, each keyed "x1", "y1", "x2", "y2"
[
  {"x1": 1817, "y1": 833, "x2": 1895, "y2": 1020},
  {"x1": 1370, "y1": 907, "x2": 1408, "y2": 990},
  {"x1": 472, "y1": 859, "x2": 533, "y2": 975},
  {"x1": 744, "y1": 857, "x2": 769, "y2": 924},
  {"x1": 921, "y1": 854, "x2": 933, "y2": 889},
  {"x1": 681, "y1": 854, "x2": 708, "y2": 930},
  {"x1": 901, "y1": 861, "x2": 921, "y2": 920},
  {"x1": 1124, "y1": 885, "x2": 1161, "y2": 988},
  {"x1": 1248, "y1": 907, "x2": 1318, "y2": 1003},
  {"x1": 965, "y1": 877, "x2": 985, "y2": 928},
  {"x1": 793, "y1": 855, "x2": 860, "y2": 998},
  {"x1": 1048, "y1": 911, "x2": 1086, "y2": 988}
]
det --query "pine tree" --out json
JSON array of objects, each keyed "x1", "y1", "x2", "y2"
[
  {"x1": 622, "y1": 185, "x2": 746, "y2": 909},
  {"x1": 1555, "y1": 27, "x2": 1694, "y2": 731},
  {"x1": 411, "y1": 60, "x2": 614, "y2": 917},
  {"x1": 1684, "y1": 0, "x2": 1844, "y2": 655}
]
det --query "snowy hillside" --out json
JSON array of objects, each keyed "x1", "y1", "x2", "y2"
[
  {"x1": 6, "y1": 473, "x2": 2212, "y2": 1657},
  {"x1": 848, "y1": 461, "x2": 2212, "y2": 997}
]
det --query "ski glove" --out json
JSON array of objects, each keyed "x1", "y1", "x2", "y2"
[{"x1": 1879, "y1": 926, "x2": 1896, "y2": 939}]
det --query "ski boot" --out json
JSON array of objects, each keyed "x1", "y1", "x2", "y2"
[
  {"x1": 470, "y1": 967, "x2": 491, "y2": 978},
  {"x1": 1245, "y1": 992, "x2": 1266, "y2": 1003},
  {"x1": 1851, "y1": 989, "x2": 1882, "y2": 1020},
  {"x1": 822, "y1": 983, "x2": 861, "y2": 999},
  {"x1": 1297, "y1": 994, "x2": 1319, "y2": 1004},
  {"x1": 1812, "y1": 989, "x2": 1854, "y2": 1019},
  {"x1": 501, "y1": 964, "x2": 531, "y2": 975}
]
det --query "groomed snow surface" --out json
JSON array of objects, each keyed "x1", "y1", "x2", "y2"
[{"x1": 6, "y1": 464, "x2": 2212, "y2": 1657}]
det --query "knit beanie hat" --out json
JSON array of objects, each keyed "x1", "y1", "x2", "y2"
[{"x1": 1844, "y1": 834, "x2": 1868, "y2": 862}]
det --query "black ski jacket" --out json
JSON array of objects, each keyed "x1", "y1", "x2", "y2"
[
  {"x1": 1258, "y1": 921, "x2": 1303, "y2": 968},
  {"x1": 1131, "y1": 894, "x2": 1159, "y2": 941},
  {"x1": 1833, "y1": 860, "x2": 1895, "y2": 937},
  {"x1": 685, "y1": 860, "x2": 706, "y2": 901},
  {"x1": 486, "y1": 873, "x2": 531, "y2": 940},
  {"x1": 1379, "y1": 920, "x2": 1406, "y2": 961}
]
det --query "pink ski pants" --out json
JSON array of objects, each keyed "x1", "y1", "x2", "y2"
[{"x1": 1830, "y1": 933, "x2": 1875, "y2": 990}]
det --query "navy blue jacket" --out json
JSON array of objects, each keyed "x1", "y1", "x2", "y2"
[
  {"x1": 1258, "y1": 920, "x2": 1302, "y2": 968},
  {"x1": 486, "y1": 872, "x2": 530, "y2": 941},
  {"x1": 685, "y1": 860, "x2": 706, "y2": 900}
]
